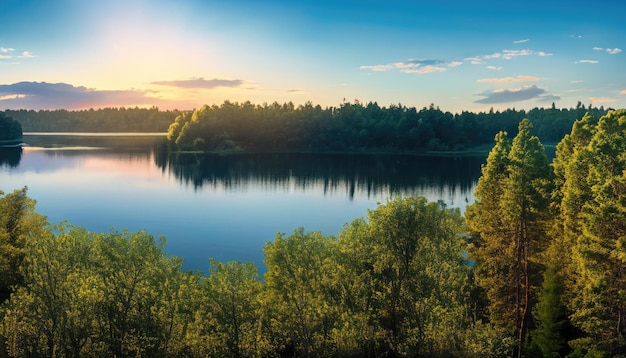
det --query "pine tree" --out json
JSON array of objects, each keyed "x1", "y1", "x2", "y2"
[{"x1": 466, "y1": 119, "x2": 552, "y2": 357}]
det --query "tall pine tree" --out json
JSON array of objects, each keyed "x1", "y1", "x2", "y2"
[{"x1": 466, "y1": 119, "x2": 552, "y2": 357}]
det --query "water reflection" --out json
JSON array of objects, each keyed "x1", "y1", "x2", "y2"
[
  {"x1": 0, "y1": 147, "x2": 22, "y2": 168},
  {"x1": 156, "y1": 151, "x2": 483, "y2": 202}
]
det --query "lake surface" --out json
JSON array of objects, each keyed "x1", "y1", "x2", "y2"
[{"x1": 1, "y1": 133, "x2": 484, "y2": 273}]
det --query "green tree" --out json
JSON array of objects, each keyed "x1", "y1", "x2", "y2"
[
  {"x1": 0, "y1": 187, "x2": 48, "y2": 302},
  {"x1": 567, "y1": 109, "x2": 626, "y2": 355},
  {"x1": 262, "y1": 228, "x2": 340, "y2": 357},
  {"x1": 338, "y1": 197, "x2": 472, "y2": 356},
  {"x1": 188, "y1": 259, "x2": 263, "y2": 357},
  {"x1": 0, "y1": 113, "x2": 22, "y2": 142},
  {"x1": 466, "y1": 119, "x2": 552, "y2": 357}
]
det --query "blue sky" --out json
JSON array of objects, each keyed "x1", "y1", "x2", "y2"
[{"x1": 0, "y1": 0, "x2": 624, "y2": 112}]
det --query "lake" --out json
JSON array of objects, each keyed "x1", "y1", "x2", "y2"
[{"x1": 0, "y1": 133, "x2": 484, "y2": 273}]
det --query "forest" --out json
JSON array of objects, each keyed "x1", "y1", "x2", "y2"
[
  {"x1": 165, "y1": 101, "x2": 608, "y2": 153},
  {"x1": 1, "y1": 109, "x2": 625, "y2": 357},
  {"x1": 4, "y1": 107, "x2": 181, "y2": 132},
  {"x1": 1, "y1": 102, "x2": 609, "y2": 154},
  {"x1": 0, "y1": 113, "x2": 22, "y2": 145}
]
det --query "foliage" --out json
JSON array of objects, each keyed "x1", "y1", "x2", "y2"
[
  {"x1": 4, "y1": 107, "x2": 181, "y2": 132},
  {"x1": 0, "y1": 113, "x2": 22, "y2": 142},
  {"x1": 165, "y1": 101, "x2": 608, "y2": 153},
  {"x1": 5, "y1": 109, "x2": 626, "y2": 356},
  {"x1": 466, "y1": 119, "x2": 552, "y2": 356},
  {"x1": 0, "y1": 187, "x2": 48, "y2": 302}
]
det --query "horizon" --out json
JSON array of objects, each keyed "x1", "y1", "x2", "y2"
[{"x1": 1, "y1": 0, "x2": 625, "y2": 113}]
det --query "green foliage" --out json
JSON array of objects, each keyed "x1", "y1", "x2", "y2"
[
  {"x1": 466, "y1": 119, "x2": 553, "y2": 356},
  {"x1": 338, "y1": 197, "x2": 473, "y2": 356},
  {"x1": 5, "y1": 107, "x2": 181, "y2": 132},
  {"x1": 188, "y1": 259, "x2": 263, "y2": 357},
  {"x1": 0, "y1": 113, "x2": 22, "y2": 142},
  {"x1": 564, "y1": 109, "x2": 626, "y2": 355},
  {"x1": 0, "y1": 187, "x2": 48, "y2": 302},
  {"x1": 165, "y1": 101, "x2": 608, "y2": 154}
]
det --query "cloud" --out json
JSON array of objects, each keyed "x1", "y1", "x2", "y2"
[
  {"x1": 589, "y1": 96, "x2": 615, "y2": 104},
  {"x1": 513, "y1": 39, "x2": 530, "y2": 44},
  {"x1": 0, "y1": 47, "x2": 14, "y2": 53},
  {"x1": 0, "y1": 81, "x2": 160, "y2": 110},
  {"x1": 360, "y1": 59, "x2": 458, "y2": 74},
  {"x1": 576, "y1": 59, "x2": 599, "y2": 64},
  {"x1": 152, "y1": 77, "x2": 243, "y2": 89},
  {"x1": 477, "y1": 75, "x2": 540, "y2": 84},
  {"x1": 593, "y1": 47, "x2": 622, "y2": 55},
  {"x1": 287, "y1": 88, "x2": 305, "y2": 93},
  {"x1": 467, "y1": 49, "x2": 551, "y2": 65},
  {"x1": 620, "y1": 90, "x2": 626, "y2": 95},
  {"x1": 475, "y1": 85, "x2": 560, "y2": 104},
  {"x1": 486, "y1": 65, "x2": 502, "y2": 70}
]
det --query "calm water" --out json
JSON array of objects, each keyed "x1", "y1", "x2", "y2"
[{"x1": 1, "y1": 133, "x2": 483, "y2": 273}]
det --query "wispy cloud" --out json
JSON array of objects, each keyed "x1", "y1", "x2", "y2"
[
  {"x1": 477, "y1": 75, "x2": 540, "y2": 84},
  {"x1": 620, "y1": 89, "x2": 626, "y2": 95},
  {"x1": 589, "y1": 96, "x2": 615, "y2": 103},
  {"x1": 513, "y1": 39, "x2": 530, "y2": 44},
  {"x1": 486, "y1": 65, "x2": 502, "y2": 70},
  {"x1": 0, "y1": 81, "x2": 160, "y2": 110},
  {"x1": 576, "y1": 59, "x2": 599, "y2": 64},
  {"x1": 0, "y1": 47, "x2": 15, "y2": 53},
  {"x1": 152, "y1": 77, "x2": 243, "y2": 89},
  {"x1": 467, "y1": 49, "x2": 551, "y2": 65},
  {"x1": 475, "y1": 85, "x2": 560, "y2": 104},
  {"x1": 593, "y1": 47, "x2": 622, "y2": 55},
  {"x1": 360, "y1": 59, "x2": 459, "y2": 74},
  {"x1": 287, "y1": 88, "x2": 305, "y2": 93}
]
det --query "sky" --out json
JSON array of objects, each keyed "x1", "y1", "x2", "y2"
[{"x1": 1, "y1": 0, "x2": 625, "y2": 113}]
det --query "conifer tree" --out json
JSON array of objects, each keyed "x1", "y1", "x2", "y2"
[{"x1": 466, "y1": 119, "x2": 551, "y2": 357}]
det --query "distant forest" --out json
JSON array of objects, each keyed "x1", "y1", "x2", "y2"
[
  {"x1": 167, "y1": 101, "x2": 608, "y2": 152},
  {"x1": 2, "y1": 101, "x2": 609, "y2": 152},
  {"x1": 4, "y1": 107, "x2": 181, "y2": 132}
]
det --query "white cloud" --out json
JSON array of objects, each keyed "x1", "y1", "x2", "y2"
[
  {"x1": 577, "y1": 59, "x2": 599, "y2": 64},
  {"x1": 607, "y1": 48, "x2": 622, "y2": 55},
  {"x1": 477, "y1": 75, "x2": 540, "y2": 84},
  {"x1": 619, "y1": 90, "x2": 626, "y2": 95},
  {"x1": 486, "y1": 66, "x2": 502, "y2": 70},
  {"x1": 465, "y1": 56, "x2": 484, "y2": 65},
  {"x1": 19, "y1": 51, "x2": 35, "y2": 58},
  {"x1": 513, "y1": 39, "x2": 530, "y2": 44},
  {"x1": 537, "y1": 51, "x2": 552, "y2": 57},
  {"x1": 593, "y1": 47, "x2": 604, "y2": 51},
  {"x1": 403, "y1": 65, "x2": 447, "y2": 74},
  {"x1": 361, "y1": 59, "x2": 452, "y2": 75},
  {"x1": 0, "y1": 55, "x2": 12, "y2": 59},
  {"x1": 0, "y1": 47, "x2": 14, "y2": 53},
  {"x1": 570, "y1": 80, "x2": 584, "y2": 84}
]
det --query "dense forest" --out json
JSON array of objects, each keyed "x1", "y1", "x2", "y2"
[
  {"x1": 4, "y1": 107, "x2": 181, "y2": 132},
  {"x1": 0, "y1": 113, "x2": 22, "y2": 144},
  {"x1": 2, "y1": 101, "x2": 609, "y2": 153},
  {"x1": 166, "y1": 101, "x2": 608, "y2": 153},
  {"x1": 1, "y1": 109, "x2": 625, "y2": 357}
]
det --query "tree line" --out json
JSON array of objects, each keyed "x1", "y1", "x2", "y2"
[
  {"x1": 1, "y1": 109, "x2": 626, "y2": 357},
  {"x1": 0, "y1": 113, "x2": 22, "y2": 144},
  {"x1": 166, "y1": 101, "x2": 608, "y2": 153},
  {"x1": 4, "y1": 107, "x2": 181, "y2": 132}
]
